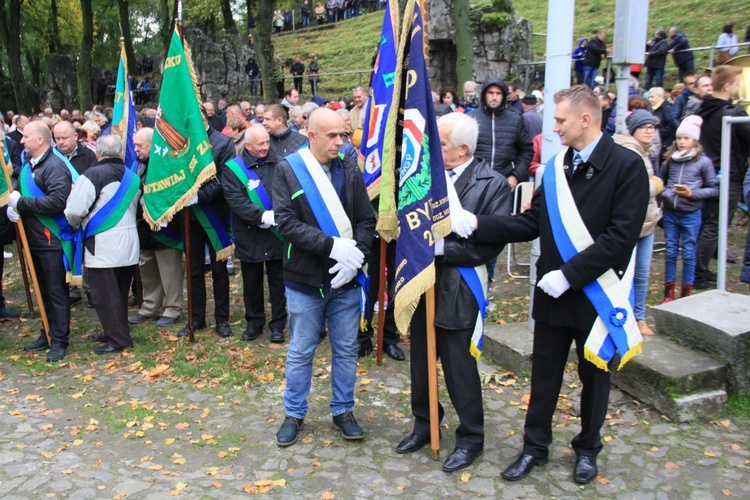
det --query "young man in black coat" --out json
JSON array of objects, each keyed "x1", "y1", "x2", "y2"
[
  {"x1": 396, "y1": 112, "x2": 510, "y2": 473},
  {"x1": 466, "y1": 86, "x2": 648, "y2": 484},
  {"x1": 222, "y1": 124, "x2": 287, "y2": 343}
]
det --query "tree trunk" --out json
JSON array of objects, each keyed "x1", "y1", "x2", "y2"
[
  {"x1": 77, "y1": 0, "x2": 94, "y2": 110},
  {"x1": 255, "y1": 0, "x2": 277, "y2": 101},
  {"x1": 0, "y1": 0, "x2": 33, "y2": 113},
  {"x1": 451, "y1": 0, "x2": 473, "y2": 87},
  {"x1": 220, "y1": 0, "x2": 237, "y2": 34},
  {"x1": 246, "y1": 0, "x2": 255, "y2": 30},
  {"x1": 49, "y1": 0, "x2": 63, "y2": 53},
  {"x1": 117, "y1": 0, "x2": 138, "y2": 75},
  {"x1": 158, "y1": 0, "x2": 171, "y2": 60},
  {"x1": 25, "y1": 49, "x2": 41, "y2": 88}
]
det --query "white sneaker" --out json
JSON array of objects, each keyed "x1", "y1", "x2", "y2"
[{"x1": 3, "y1": 251, "x2": 12, "y2": 259}]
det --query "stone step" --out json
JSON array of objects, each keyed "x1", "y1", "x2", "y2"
[
  {"x1": 651, "y1": 290, "x2": 750, "y2": 394},
  {"x1": 482, "y1": 324, "x2": 728, "y2": 422}
]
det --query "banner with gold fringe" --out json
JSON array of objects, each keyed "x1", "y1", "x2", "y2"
[
  {"x1": 142, "y1": 28, "x2": 215, "y2": 230},
  {"x1": 390, "y1": 0, "x2": 451, "y2": 335}
]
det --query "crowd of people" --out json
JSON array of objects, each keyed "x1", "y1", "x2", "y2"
[
  {"x1": 268, "y1": 0, "x2": 387, "y2": 31},
  {"x1": 0, "y1": 43, "x2": 748, "y2": 479}
]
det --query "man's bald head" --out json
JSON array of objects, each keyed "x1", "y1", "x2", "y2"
[
  {"x1": 53, "y1": 120, "x2": 78, "y2": 155},
  {"x1": 244, "y1": 124, "x2": 270, "y2": 159},
  {"x1": 308, "y1": 108, "x2": 345, "y2": 164},
  {"x1": 133, "y1": 127, "x2": 154, "y2": 162}
]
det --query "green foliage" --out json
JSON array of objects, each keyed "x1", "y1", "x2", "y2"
[
  {"x1": 478, "y1": 11, "x2": 511, "y2": 30},
  {"x1": 727, "y1": 393, "x2": 750, "y2": 418}
]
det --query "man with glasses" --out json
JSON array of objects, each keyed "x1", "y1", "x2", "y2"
[{"x1": 240, "y1": 101, "x2": 253, "y2": 123}]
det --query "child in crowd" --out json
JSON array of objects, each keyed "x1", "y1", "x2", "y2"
[{"x1": 658, "y1": 115, "x2": 718, "y2": 303}]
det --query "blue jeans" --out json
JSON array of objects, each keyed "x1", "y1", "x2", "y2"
[
  {"x1": 283, "y1": 285, "x2": 361, "y2": 419},
  {"x1": 645, "y1": 68, "x2": 664, "y2": 90},
  {"x1": 663, "y1": 209, "x2": 702, "y2": 285},
  {"x1": 634, "y1": 233, "x2": 654, "y2": 321},
  {"x1": 582, "y1": 65, "x2": 599, "y2": 89}
]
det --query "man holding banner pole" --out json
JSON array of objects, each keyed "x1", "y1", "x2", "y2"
[
  {"x1": 397, "y1": 112, "x2": 510, "y2": 472},
  {"x1": 467, "y1": 86, "x2": 648, "y2": 484}
]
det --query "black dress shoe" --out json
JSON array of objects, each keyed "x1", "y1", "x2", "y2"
[
  {"x1": 46, "y1": 346, "x2": 67, "y2": 362},
  {"x1": 396, "y1": 433, "x2": 431, "y2": 454},
  {"x1": 442, "y1": 447, "x2": 482, "y2": 472},
  {"x1": 573, "y1": 455, "x2": 598, "y2": 484},
  {"x1": 276, "y1": 415, "x2": 304, "y2": 447},
  {"x1": 177, "y1": 321, "x2": 207, "y2": 338},
  {"x1": 501, "y1": 453, "x2": 548, "y2": 481},
  {"x1": 90, "y1": 333, "x2": 109, "y2": 343},
  {"x1": 215, "y1": 321, "x2": 232, "y2": 338},
  {"x1": 94, "y1": 344, "x2": 133, "y2": 355},
  {"x1": 24, "y1": 335, "x2": 50, "y2": 352},
  {"x1": 241, "y1": 326, "x2": 262, "y2": 341},
  {"x1": 384, "y1": 344, "x2": 405, "y2": 361},
  {"x1": 358, "y1": 339, "x2": 373, "y2": 358},
  {"x1": 0, "y1": 307, "x2": 20, "y2": 318},
  {"x1": 270, "y1": 328, "x2": 285, "y2": 343},
  {"x1": 694, "y1": 278, "x2": 716, "y2": 290}
]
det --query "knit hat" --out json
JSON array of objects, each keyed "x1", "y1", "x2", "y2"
[
  {"x1": 625, "y1": 109, "x2": 657, "y2": 135},
  {"x1": 675, "y1": 114, "x2": 702, "y2": 141}
]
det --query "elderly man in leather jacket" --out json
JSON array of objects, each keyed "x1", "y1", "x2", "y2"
[{"x1": 396, "y1": 113, "x2": 510, "y2": 473}]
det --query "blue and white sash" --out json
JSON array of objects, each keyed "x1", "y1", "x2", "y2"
[
  {"x1": 286, "y1": 148, "x2": 369, "y2": 330},
  {"x1": 542, "y1": 150, "x2": 642, "y2": 371},
  {"x1": 445, "y1": 176, "x2": 488, "y2": 359}
]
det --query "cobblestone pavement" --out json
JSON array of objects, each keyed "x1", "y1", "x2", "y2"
[{"x1": 0, "y1": 342, "x2": 748, "y2": 499}]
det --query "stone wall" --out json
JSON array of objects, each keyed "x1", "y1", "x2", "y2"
[
  {"x1": 184, "y1": 27, "x2": 251, "y2": 104},
  {"x1": 45, "y1": 53, "x2": 80, "y2": 111},
  {"x1": 427, "y1": 0, "x2": 532, "y2": 91}
]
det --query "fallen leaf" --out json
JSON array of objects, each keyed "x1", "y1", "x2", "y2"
[
  {"x1": 173, "y1": 457, "x2": 187, "y2": 465},
  {"x1": 71, "y1": 392, "x2": 84, "y2": 399},
  {"x1": 603, "y1": 436, "x2": 613, "y2": 442},
  {"x1": 61, "y1": 469, "x2": 73, "y2": 474},
  {"x1": 594, "y1": 476, "x2": 610, "y2": 485},
  {"x1": 72, "y1": 439, "x2": 83, "y2": 446},
  {"x1": 243, "y1": 484, "x2": 258, "y2": 494},
  {"x1": 213, "y1": 482, "x2": 222, "y2": 488},
  {"x1": 730, "y1": 444, "x2": 741, "y2": 451},
  {"x1": 321, "y1": 493, "x2": 335, "y2": 500},
  {"x1": 665, "y1": 461, "x2": 678, "y2": 470},
  {"x1": 650, "y1": 447, "x2": 659, "y2": 452},
  {"x1": 175, "y1": 482, "x2": 186, "y2": 491},
  {"x1": 149, "y1": 464, "x2": 164, "y2": 470},
  {"x1": 460, "y1": 472, "x2": 471, "y2": 482},
  {"x1": 722, "y1": 490, "x2": 733, "y2": 496},
  {"x1": 704, "y1": 451, "x2": 717, "y2": 457},
  {"x1": 165, "y1": 438, "x2": 176, "y2": 445},
  {"x1": 175, "y1": 423, "x2": 189, "y2": 430}
]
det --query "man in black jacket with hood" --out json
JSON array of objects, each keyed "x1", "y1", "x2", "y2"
[
  {"x1": 468, "y1": 78, "x2": 533, "y2": 192},
  {"x1": 222, "y1": 124, "x2": 287, "y2": 343}
]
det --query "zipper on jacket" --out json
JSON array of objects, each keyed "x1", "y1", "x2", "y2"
[
  {"x1": 675, "y1": 164, "x2": 684, "y2": 211},
  {"x1": 490, "y1": 112, "x2": 496, "y2": 169}
]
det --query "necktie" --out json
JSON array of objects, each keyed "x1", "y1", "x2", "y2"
[
  {"x1": 572, "y1": 153, "x2": 582, "y2": 173},
  {"x1": 449, "y1": 169, "x2": 457, "y2": 183}
]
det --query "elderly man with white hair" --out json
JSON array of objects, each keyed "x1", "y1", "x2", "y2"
[
  {"x1": 396, "y1": 112, "x2": 510, "y2": 473},
  {"x1": 65, "y1": 135, "x2": 140, "y2": 355}
]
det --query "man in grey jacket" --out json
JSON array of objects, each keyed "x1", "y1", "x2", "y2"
[{"x1": 65, "y1": 135, "x2": 141, "y2": 354}]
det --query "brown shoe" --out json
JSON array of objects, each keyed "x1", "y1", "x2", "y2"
[{"x1": 637, "y1": 320, "x2": 654, "y2": 336}]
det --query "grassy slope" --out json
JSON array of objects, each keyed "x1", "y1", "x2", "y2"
[
  {"x1": 272, "y1": 13, "x2": 382, "y2": 99},
  {"x1": 271, "y1": 1, "x2": 750, "y2": 94}
]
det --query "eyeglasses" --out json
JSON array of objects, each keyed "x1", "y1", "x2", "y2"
[{"x1": 639, "y1": 125, "x2": 656, "y2": 131}]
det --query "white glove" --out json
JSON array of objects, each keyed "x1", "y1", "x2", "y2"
[
  {"x1": 329, "y1": 262, "x2": 358, "y2": 289},
  {"x1": 537, "y1": 270, "x2": 570, "y2": 298},
  {"x1": 329, "y1": 237, "x2": 364, "y2": 269},
  {"x1": 8, "y1": 191, "x2": 20, "y2": 209},
  {"x1": 259, "y1": 210, "x2": 275, "y2": 229},
  {"x1": 434, "y1": 238, "x2": 444, "y2": 256},
  {"x1": 159, "y1": 220, "x2": 168, "y2": 228},
  {"x1": 6, "y1": 206, "x2": 18, "y2": 223},
  {"x1": 451, "y1": 208, "x2": 477, "y2": 238},
  {"x1": 184, "y1": 194, "x2": 199, "y2": 207}
]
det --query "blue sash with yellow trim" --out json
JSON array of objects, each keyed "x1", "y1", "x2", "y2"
[{"x1": 83, "y1": 167, "x2": 140, "y2": 239}]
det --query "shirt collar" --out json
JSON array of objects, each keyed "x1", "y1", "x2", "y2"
[
  {"x1": 574, "y1": 132, "x2": 603, "y2": 164},
  {"x1": 448, "y1": 157, "x2": 473, "y2": 181}
]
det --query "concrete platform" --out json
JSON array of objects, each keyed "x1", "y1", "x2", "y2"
[
  {"x1": 652, "y1": 290, "x2": 750, "y2": 394},
  {"x1": 483, "y1": 324, "x2": 728, "y2": 422}
]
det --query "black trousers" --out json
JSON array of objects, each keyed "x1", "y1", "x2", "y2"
[
  {"x1": 358, "y1": 236, "x2": 399, "y2": 346},
  {"x1": 31, "y1": 250, "x2": 70, "y2": 348},
  {"x1": 409, "y1": 297, "x2": 484, "y2": 451},
  {"x1": 522, "y1": 320, "x2": 611, "y2": 459},
  {"x1": 241, "y1": 259, "x2": 286, "y2": 330},
  {"x1": 293, "y1": 76, "x2": 303, "y2": 94},
  {"x1": 696, "y1": 177, "x2": 741, "y2": 279},
  {"x1": 188, "y1": 218, "x2": 230, "y2": 324},
  {"x1": 88, "y1": 266, "x2": 134, "y2": 349}
]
